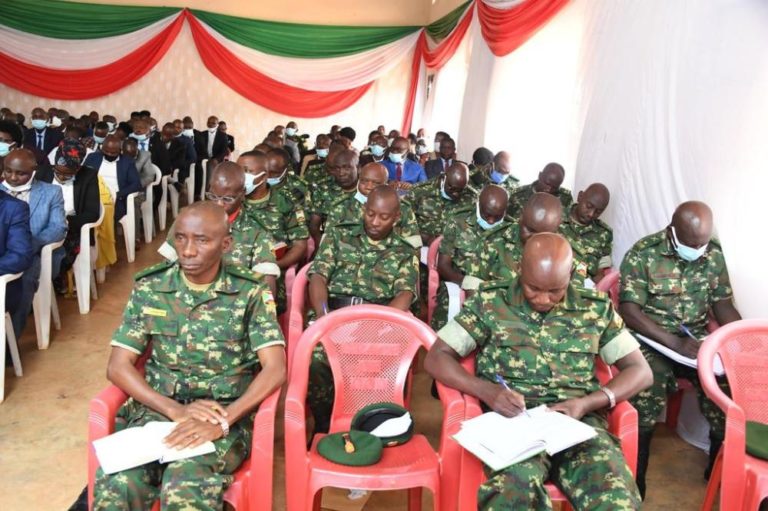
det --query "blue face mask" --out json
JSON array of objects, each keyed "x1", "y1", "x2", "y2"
[
  {"x1": 267, "y1": 168, "x2": 287, "y2": 187},
  {"x1": 31, "y1": 119, "x2": 47, "y2": 130},
  {"x1": 388, "y1": 152, "x2": 404, "y2": 164},
  {"x1": 440, "y1": 178, "x2": 453, "y2": 201},
  {"x1": 93, "y1": 135, "x2": 106, "y2": 144},
  {"x1": 316, "y1": 148, "x2": 329, "y2": 158},
  {"x1": 130, "y1": 132, "x2": 148, "y2": 142},
  {"x1": 670, "y1": 226, "x2": 707, "y2": 262},
  {"x1": 286, "y1": 127, "x2": 297, "y2": 137},
  {"x1": 476, "y1": 202, "x2": 503, "y2": 231},
  {"x1": 0, "y1": 141, "x2": 14, "y2": 157},
  {"x1": 354, "y1": 189, "x2": 368, "y2": 204},
  {"x1": 244, "y1": 171, "x2": 266, "y2": 195},
  {"x1": 490, "y1": 170, "x2": 508, "y2": 184},
  {"x1": 370, "y1": 144, "x2": 386, "y2": 157}
]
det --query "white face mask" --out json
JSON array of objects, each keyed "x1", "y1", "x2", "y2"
[
  {"x1": 245, "y1": 171, "x2": 267, "y2": 195},
  {"x1": 182, "y1": 128, "x2": 194, "y2": 138},
  {"x1": 354, "y1": 189, "x2": 368, "y2": 204},
  {"x1": 106, "y1": 121, "x2": 116, "y2": 132},
  {"x1": 670, "y1": 226, "x2": 708, "y2": 262},
  {"x1": 434, "y1": 141, "x2": 441, "y2": 152},
  {"x1": 49, "y1": 116, "x2": 62, "y2": 128},
  {"x1": 208, "y1": 127, "x2": 217, "y2": 134},
  {"x1": 3, "y1": 171, "x2": 35, "y2": 192}
]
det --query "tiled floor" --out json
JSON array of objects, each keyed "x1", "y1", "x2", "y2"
[{"x1": 0, "y1": 236, "x2": 712, "y2": 510}]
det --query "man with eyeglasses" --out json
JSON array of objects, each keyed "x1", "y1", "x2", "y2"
[{"x1": 159, "y1": 162, "x2": 279, "y2": 297}]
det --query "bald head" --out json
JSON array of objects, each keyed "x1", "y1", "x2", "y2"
[
  {"x1": 102, "y1": 135, "x2": 121, "y2": 156},
  {"x1": 574, "y1": 183, "x2": 610, "y2": 225},
  {"x1": 443, "y1": 162, "x2": 469, "y2": 200},
  {"x1": 209, "y1": 161, "x2": 245, "y2": 215},
  {"x1": 364, "y1": 185, "x2": 401, "y2": 241},
  {"x1": 178, "y1": 201, "x2": 230, "y2": 237},
  {"x1": 670, "y1": 201, "x2": 713, "y2": 248},
  {"x1": 520, "y1": 233, "x2": 573, "y2": 313},
  {"x1": 478, "y1": 185, "x2": 509, "y2": 225},
  {"x1": 358, "y1": 162, "x2": 389, "y2": 196},
  {"x1": 520, "y1": 192, "x2": 563, "y2": 243},
  {"x1": 535, "y1": 163, "x2": 565, "y2": 194},
  {"x1": 3, "y1": 148, "x2": 37, "y2": 188}
]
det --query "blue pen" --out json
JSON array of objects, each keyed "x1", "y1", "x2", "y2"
[
  {"x1": 679, "y1": 324, "x2": 699, "y2": 342},
  {"x1": 322, "y1": 301, "x2": 328, "y2": 316},
  {"x1": 495, "y1": 374, "x2": 530, "y2": 418}
]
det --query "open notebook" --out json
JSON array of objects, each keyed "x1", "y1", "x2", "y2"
[
  {"x1": 93, "y1": 421, "x2": 216, "y2": 475},
  {"x1": 636, "y1": 334, "x2": 725, "y2": 376},
  {"x1": 453, "y1": 405, "x2": 597, "y2": 471}
]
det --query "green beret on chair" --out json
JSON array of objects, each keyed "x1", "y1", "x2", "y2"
[
  {"x1": 317, "y1": 430, "x2": 383, "y2": 466},
  {"x1": 351, "y1": 402, "x2": 414, "y2": 447},
  {"x1": 746, "y1": 421, "x2": 768, "y2": 460}
]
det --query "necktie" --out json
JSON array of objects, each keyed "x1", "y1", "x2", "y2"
[
  {"x1": 37, "y1": 133, "x2": 43, "y2": 151},
  {"x1": 140, "y1": 141, "x2": 147, "y2": 151},
  {"x1": 396, "y1": 163, "x2": 403, "y2": 182},
  {"x1": 443, "y1": 159, "x2": 449, "y2": 171}
]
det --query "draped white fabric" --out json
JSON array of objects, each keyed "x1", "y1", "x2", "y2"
[
  {"x1": 200, "y1": 20, "x2": 421, "y2": 91},
  {"x1": 0, "y1": 14, "x2": 180, "y2": 69}
]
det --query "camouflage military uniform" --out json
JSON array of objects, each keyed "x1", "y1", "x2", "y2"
[
  {"x1": 302, "y1": 160, "x2": 333, "y2": 196},
  {"x1": 307, "y1": 222, "x2": 419, "y2": 431},
  {"x1": 431, "y1": 207, "x2": 514, "y2": 329},
  {"x1": 325, "y1": 193, "x2": 422, "y2": 249},
  {"x1": 507, "y1": 182, "x2": 573, "y2": 219},
  {"x1": 306, "y1": 180, "x2": 352, "y2": 230},
  {"x1": 620, "y1": 230, "x2": 733, "y2": 436},
  {"x1": 409, "y1": 177, "x2": 477, "y2": 240},
  {"x1": 93, "y1": 262, "x2": 285, "y2": 511},
  {"x1": 271, "y1": 172, "x2": 309, "y2": 208},
  {"x1": 559, "y1": 205, "x2": 613, "y2": 279},
  {"x1": 438, "y1": 280, "x2": 642, "y2": 510},
  {"x1": 468, "y1": 167, "x2": 520, "y2": 195},
  {"x1": 245, "y1": 190, "x2": 310, "y2": 314}
]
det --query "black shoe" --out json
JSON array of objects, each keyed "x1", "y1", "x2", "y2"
[
  {"x1": 704, "y1": 435, "x2": 723, "y2": 481},
  {"x1": 636, "y1": 430, "x2": 654, "y2": 500}
]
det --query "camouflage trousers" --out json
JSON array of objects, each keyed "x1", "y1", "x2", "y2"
[
  {"x1": 93, "y1": 400, "x2": 251, "y2": 511},
  {"x1": 478, "y1": 414, "x2": 641, "y2": 511},
  {"x1": 308, "y1": 345, "x2": 334, "y2": 433},
  {"x1": 629, "y1": 343, "x2": 727, "y2": 437}
]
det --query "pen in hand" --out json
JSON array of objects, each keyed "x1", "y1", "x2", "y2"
[
  {"x1": 495, "y1": 374, "x2": 530, "y2": 418},
  {"x1": 679, "y1": 324, "x2": 699, "y2": 342}
]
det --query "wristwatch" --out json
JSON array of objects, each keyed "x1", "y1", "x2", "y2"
[
  {"x1": 600, "y1": 386, "x2": 616, "y2": 409},
  {"x1": 219, "y1": 417, "x2": 230, "y2": 438}
]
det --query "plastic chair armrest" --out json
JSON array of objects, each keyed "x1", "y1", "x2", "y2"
[
  {"x1": 89, "y1": 385, "x2": 129, "y2": 440},
  {"x1": 284, "y1": 384, "x2": 310, "y2": 466},
  {"x1": 249, "y1": 387, "x2": 281, "y2": 508}
]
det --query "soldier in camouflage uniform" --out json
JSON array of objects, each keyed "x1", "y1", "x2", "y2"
[
  {"x1": 619, "y1": 201, "x2": 741, "y2": 498},
  {"x1": 307, "y1": 149, "x2": 359, "y2": 249},
  {"x1": 307, "y1": 185, "x2": 419, "y2": 433},
  {"x1": 507, "y1": 162, "x2": 573, "y2": 219},
  {"x1": 409, "y1": 162, "x2": 477, "y2": 246},
  {"x1": 432, "y1": 185, "x2": 513, "y2": 330},
  {"x1": 485, "y1": 151, "x2": 521, "y2": 194},
  {"x1": 266, "y1": 147, "x2": 308, "y2": 207},
  {"x1": 467, "y1": 147, "x2": 495, "y2": 192},
  {"x1": 326, "y1": 161, "x2": 422, "y2": 249},
  {"x1": 94, "y1": 202, "x2": 286, "y2": 511},
  {"x1": 303, "y1": 138, "x2": 344, "y2": 196},
  {"x1": 559, "y1": 183, "x2": 613, "y2": 283},
  {"x1": 158, "y1": 162, "x2": 280, "y2": 297},
  {"x1": 239, "y1": 151, "x2": 309, "y2": 314},
  {"x1": 425, "y1": 233, "x2": 651, "y2": 511}
]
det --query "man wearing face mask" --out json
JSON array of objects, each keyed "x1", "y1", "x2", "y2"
[
  {"x1": 325, "y1": 162, "x2": 421, "y2": 249},
  {"x1": 266, "y1": 147, "x2": 308, "y2": 207},
  {"x1": 284, "y1": 121, "x2": 307, "y2": 163},
  {"x1": 89, "y1": 122, "x2": 110, "y2": 152},
  {"x1": 195, "y1": 116, "x2": 228, "y2": 195},
  {"x1": 307, "y1": 149, "x2": 359, "y2": 249},
  {"x1": 173, "y1": 118, "x2": 198, "y2": 183},
  {"x1": 424, "y1": 137, "x2": 457, "y2": 180},
  {"x1": 359, "y1": 133, "x2": 389, "y2": 166},
  {"x1": 507, "y1": 162, "x2": 573, "y2": 219},
  {"x1": 428, "y1": 131, "x2": 449, "y2": 160},
  {"x1": 239, "y1": 151, "x2": 309, "y2": 314},
  {"x1": 23, "y1": 107, "x2": 63, "y2": 164},
  {"x1": 301, "y1": 134, "x2": 332, "y2": 178},
  {"x1": 130, "y1": 119, "x2": 171, "y2": 176},
  {"x1": 102, "y1": 115, "x2": 117, "y2": 135},
  {"x1": 160, "y1": 123, "x2": 186, "y2": 176},
  {"x1": 432, "y1": 185, "x2": 512, "y2": 330},
  {"x1": 410, "y1": 162, "x2": 475, "y2": 246},
  {"x1": 0, "y1": 121, "x2": 23, "y2": 169},
  {"x1": 1, "y1": 149, "x2": 67, "y2": 338},
  {"x1": 84, "y1": 135, "x2": 142, "y2": 228},
  {"x1": 472, "y1": 151, "x2": 520, "y2": 194},
  {"x1": 559, "y1": 183, "x2": 613, "y2": 285},
  {"x1": 382, "y1": 136, "x2": 426, "y2": 191},
  {"x1": 619, "y1": 201, "x2": 741, "y2": 499}
]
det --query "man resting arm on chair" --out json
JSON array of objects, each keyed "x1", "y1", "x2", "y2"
[{"x1": 425, "y1": 233, "x2": 652, "y2": 511}]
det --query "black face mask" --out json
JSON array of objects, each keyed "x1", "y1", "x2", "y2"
[{"x1": 103, "y1": 154, "x2": 119, "y2": 163}]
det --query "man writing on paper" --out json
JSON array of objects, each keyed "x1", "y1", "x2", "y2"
[
  {"x1": 619, "y1": 201, "x2": 741, "y2": 498},
  {"x1": 425, "y1": 233, "x2": 652, "y2": 510},
  {"x1": 94, "y1": 202, "x2": 286, "y2": 511}
]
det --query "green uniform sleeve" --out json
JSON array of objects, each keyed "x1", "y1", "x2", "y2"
[
  {"x1": 247, "y1": 284, "x2": 285, "y2": 352},
  {"x1": 619, "y1": 247, "x2": 649, "y2": 306},
  {"x1": 440, "y1": 216, "x2": 460, "y2": 258},
  {"x1": 598, "y1": 303, "x2": 639, "y2": 364},
  {"x1": 110, "y1": 286, "x2": 149, "y2": 355},
  {"x1": 393, "y1": 251, "x2": 419, "y2": 297},
  {"x1": 250, "y1": 230, "x2": 280, "y2": 277},
  {"x1": 438, "y1": 291, "x2": 492, "y2": 357},
  {"x1": 308, "y1": 229, "x2": 337, "y2": 281},
  {"x1": 711, "y1": 249, "x2": 734, "y2": 303},
  {"x1": 398, "y1": 201, "x2": 423, "y2": 248}
]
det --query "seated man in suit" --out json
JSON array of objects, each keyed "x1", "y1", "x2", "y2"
[
  {"x1": 194, "y1": 116, "x2": 229, "y2": 198},
  {"x1": 83, "y1": 135, "x2": 142, "y2": 232},
  {"x1": 382, "y1": 136, "x2": 427, "y2": 192},
  {"x1": 23, "y1": 107, "x2": 63, "y2": 165},
  {"x1": 121, "y1": 138, "x2": 155, "y2": 188},
  {"x1": 0, "y1": 187, "x2": 33, "y2": 326},
  {"x1": 1, "y1": 149, "x2": 67, "y2": 338},
  {"x1": 89, "y1": 122, "x2": 110, "y2": 153},
  {"x1": 173, "y1": 119, "x2": 197, "y2": 184},
  {"x1": 425, "y1": 233, "x2": 651, "y2": 511},
  {"x1": 36, "y1": 139, "x2": 100, "y2": 282},
  {"x1": 131, "y1": 119, "x2": 171, "y2": 176},
  {"x1": 159, "y1": 123, "x2": 186, "y2": 177},
  {"x1": 218, "y1": 121, "x2": 235, "y2": 153},
  {"x1": 424, "y1": 137, "x2": 457, "y2": 180},
  {"x1": 359, "y1": 133, "x2": 389, "y2": 167}
]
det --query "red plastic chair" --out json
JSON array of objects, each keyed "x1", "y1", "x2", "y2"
[
  {"x1": 284, "y1": 304, "x2": 465, "y2": 511},
  {"x1": 87, "y1": 383, "x2": 281, "y2": 511},
  {"x1": 456, "y1": 357, "x2": 639, "y2": 511},
  {"x1": 596, "y1": 268, "x2": 620, "y2": 305},
  {"x1": 281, "y1": 262, "x2": 300, "y2": 336},
  {"x1": 286, "y1": 264, "x2": 311, "y2": 373},
  {"x1": 426, "y1": 236, "x2": 443, "y2": 325},
  {"x1": 698, "y1": 319, "x2": 768, "y2": 511}
]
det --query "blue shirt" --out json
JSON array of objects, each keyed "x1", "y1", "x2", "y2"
[{"x1": 382, "y1": 159, "x2": 427, "y2": 185}]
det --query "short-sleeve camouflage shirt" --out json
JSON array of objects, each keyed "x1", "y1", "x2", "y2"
[
  {"x1": 559, "y1": 205, "x2": 613, "y2": 278},
  {"x1": 326, "y1": 193, "x2": 422, "y2": 249},
  {"x1": 507, "y1": 182, "x2": 573, "y2": 219},
  {"x1": 409, "y1": 178, "x2": 477, "y2": 239}
]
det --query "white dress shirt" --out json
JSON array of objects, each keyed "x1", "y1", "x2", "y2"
[
  {"x1": 99, "y1": 156, "x2": 119, "y2": 200},
  {"x1": 52, "y1": 179, "x2": 76, "y2": 216}
]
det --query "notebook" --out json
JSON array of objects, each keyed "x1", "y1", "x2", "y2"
[
  {"x1": 453, "y1": 405, "x2": 597, "y2": 471},
  {"x1": 93, "y1": 421, "x2": 216, "y2": 475},
  {"x1": 635, "y1": 334, "x2": 725, "y2": 376}
]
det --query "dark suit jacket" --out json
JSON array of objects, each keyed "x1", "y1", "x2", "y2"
[
  {"x1": 196, "y1": 130, "x2": 229, "y2": 161},
  {"x1": 424, "y1": 158, "x2": 453, "y2": 180},
  {"x1": 156, "y1": 137, "x2": 186, "y2": 173},
  {"x1": 23, "y1": 128, "x2": 63, "y2": 165},
  {"x1": 36, "y1": 164, "x2": 100, "y2": 244},
  {"x1": 225, "y1": 134, "x2": 235, "y2": 152},
  {"x1": 0, "y1": 190, "x2": 33, "y2": 310},
  {"x1": 83, "y1": 153, "x2": 142, "y2": 222},
  {"x1": 148, "y1": 133, "x2": 172, "y2": 175}
]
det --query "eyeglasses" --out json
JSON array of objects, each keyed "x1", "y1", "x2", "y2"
[{"x1": 205, "y1": 192, "x2": 239, "y2": 204}]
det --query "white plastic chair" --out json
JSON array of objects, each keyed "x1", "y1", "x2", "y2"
[
  {"x1": 141, "y1": 165, "x2": 162, "y2": 243},
  {"x1": 199, "y1": 158, "x2": 209, "y2": 201},
  {"x1": 159, "y1": 168, "x2": 180, "y2": 231},
  {"x1": 186, "y1": 163, "x2": 196, "y2": 205},
  {"x1": 74, "y1": 205, "x2": 105, "y2": 315},
  {"x1": 168, "y1": 169, "x2": 179, "y2": 219},
  {"x1": 1, "y1": 272, "x2": 24, "y2": 403},
  {"x1": 118, "y1": 191, "x2": 140, "y2": 263},
  {"x1": 32, "y1": 239, "x2": 65, "y2": 350}
]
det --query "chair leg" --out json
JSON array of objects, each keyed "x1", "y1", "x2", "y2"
[
  {"x1": 699, "y1": 449, "x2": 722, "y2": 511},
  {"x1": 408, "y1": 487, "x2": 422, "y2": 511},
  {"x1": 6, "y1": 314, "x2": 22, "y2": 377},
  {"x1": 666, "y1": 389, "x2": 684, "y2": 431},
  {"x1": 51, "y1": 295, "x2": 61, "y2": 331},
  {"x1": 312, "y1": 490, "x2": 322, "y2": 511}
]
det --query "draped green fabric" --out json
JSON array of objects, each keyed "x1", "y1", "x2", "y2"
[
  {"x1": 191, "y1": 9, "x2": 421, "y2": 58},
  {"x1": 426, "y1": 1, "x2": 472, "y2": 41},
  {"x1": 1, "y1": 0, "x2": 180, "y2": 39}
]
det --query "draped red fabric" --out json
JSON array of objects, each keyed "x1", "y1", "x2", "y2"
[
  {"x1": 0, "y1": 14, "x2": 184, "y2": 100},
  {"x1": 186, "y1": 12, "x2": 372, "y2": 118},
  {"x1": 477, "y1": 0, "x2": 569, "y2": 56},
  {"x1": 400, "y1": 35, "x2": 427, "y2": 136}
]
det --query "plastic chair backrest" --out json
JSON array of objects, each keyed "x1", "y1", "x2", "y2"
[
  {"x1": 426, "y1": 236, "x2": 443, "y2": 324},
  {"x1": 286, "y1": 264, "x2": 311, "y2": 370},
  {"x1": 292, "y1": 304, "x2": 436, "y2": 431},
  {"x1": 596, "y1": 269, "x2": 620, "y2": 308}
]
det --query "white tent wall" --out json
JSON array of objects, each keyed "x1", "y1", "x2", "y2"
[
  {"x1": 0, "y1": 24, "x2": 414, "y2": 152},
  {"x1": 429, "y1": 0, "x2": 768, "y2": 317}
]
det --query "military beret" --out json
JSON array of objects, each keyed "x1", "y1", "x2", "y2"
[
  {"x1": 317, "y1": 430, "x2": 382, "y2": 466},
  {"x1": 746, "y1": 421, "x2": 768, "y2": 461},
  {"x1": 351, "y1": 402, "x2": 413, "y2": 447}
]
